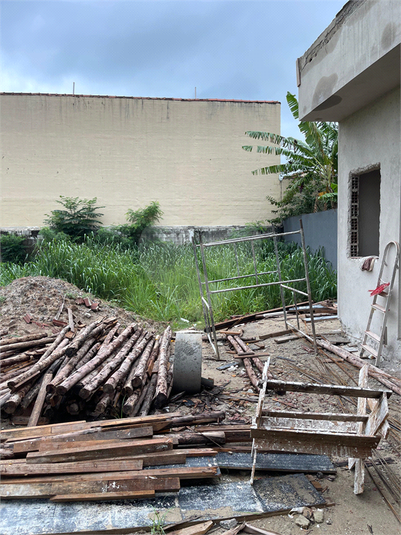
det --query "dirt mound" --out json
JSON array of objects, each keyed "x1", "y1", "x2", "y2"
[{"x1": 0, "y1": 276, "x2": 148, "y2": 337}]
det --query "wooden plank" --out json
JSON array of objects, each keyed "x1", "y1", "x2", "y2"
[
  {"x1": 1, "y1": 477, "x2": 180, "y2": 499},
  {"x1": 2, "y1": 413, "x2": 180, "y2": 442},
  {"x1": 259, "y1": 329, "x2": 292, "y2": 341},
  {"x1": 167, "y1": 521, "x2": 214, "y2": 535},
  {"x1": 251, "y1": 428, "x2": 380, "y2": 458},
  {"x1": 265, "y1": 380, "x2": 390, "y2": 399},
  {"x1": 260, "y1": 417, "x2": 358, "y2": 434},
  {"x1": 13, "y1": 426, "x2": 154, "y2": 454},
  {"x1": 261, "y1": 410, "x2": 368, "y2": 422},
  {"x1": 1, "y1": 420, "x2": 88, "y2": 442},
  {"x1": 0, "y1": 458, "x2": 143, "y2": 476},
  {"x1": 50, "y1": 490, "x2": 156, "y2": 502},
  {"x1": 274, "y1": 334, "x2": 300, "y2": 344},
  {"x1": 1, "y1": 466, "x2": 220, "y2": 485},
  {"x1": 26, "y1": 437, "x2": 173, "y2": 464},
  {"x1": 349, "y1": 364, "x2": 369, "y2": 491}
]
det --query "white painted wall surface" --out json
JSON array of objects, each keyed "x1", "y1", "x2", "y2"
[
  {"x1": 338, "y1": 88, "x2": 400, "y2": 363},
  {"x1": 0, "y1": 94, "x2": 280, "y2": 228}
]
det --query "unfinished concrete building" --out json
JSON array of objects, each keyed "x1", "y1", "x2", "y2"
[{"x1": 297, "y1": 0, "x2": 400, "y2": 365}]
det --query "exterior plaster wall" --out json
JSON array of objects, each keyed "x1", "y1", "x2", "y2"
[
  {"x1": 0, "y1": 94, "x2": 280, "y2": 228},
  {"x1": 338, "y1": 88, "x2": 400, "y2": 363},
  {"x1": 298, "y1": 0, "x2": 401, "y2": 121}
]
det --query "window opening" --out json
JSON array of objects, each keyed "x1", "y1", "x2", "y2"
[{"x1": 350, "y1": 168, "x2": 380, "y2": 257}]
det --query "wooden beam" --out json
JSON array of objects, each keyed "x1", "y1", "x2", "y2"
[
  {"x1": 50, "y1": 490, "x2": 156, "y2": 502},
  {"x1": 250, "y1": 428, "x2": 380, "y2": 458},
  {"x1": 1, "y1": 466, "x2": 220, "y2": 485},
  {"x1": 26, "y1": 437, "x2": 173, "y2": 464},
  {"x1": 265, "y1": 380, "x2": 391, "y2": 399}
]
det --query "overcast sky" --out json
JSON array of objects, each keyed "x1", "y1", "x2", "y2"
[{"x1": 1, "y1": 0, "x2": 345, "y2": 138}]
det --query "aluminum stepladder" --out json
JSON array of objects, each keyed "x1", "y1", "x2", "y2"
[{"x1": 360, "y1": 241, "x2": 400, "y2": 366}]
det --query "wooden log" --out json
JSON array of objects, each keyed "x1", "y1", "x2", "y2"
[
  {"x1": 0, "y1": 332, "x2": 50, "y2": 347},
  {"x1": 131, "y1": 338, "x2": 155, "y2": 388},
  {"x1": 0, "y1": 391, "x2": 12, "y2": 410},
  {"x1": 122, "y1": 331, "x2": 152, "y2": 396},
  {"x1": 3, "y1": 379, "x2": 36, "y2": 414},
  {"x1": 94, "y1": 392, "x2": 113, "y2": 416},
  {"x1": 0, "y1": 362, "x2": 35, "y2": 386},
  {"x1": 153, "y1": 326, "x2": 171, "y2": 409},
  {"x1": 139, "y1": 373, "x2": 158, "y2": 416},
  {"x1": 243, "y1": 357, "x2": 260, "y2": 390},
  {"x1": 227, "y1": 335, "x2": 245, "y2": 354},
  {"x1": 27, "y1": 373, "x2": 53, "y2": 427},
  {"x1": 56, "y1": 323, "x2": 137, "y2": 396},
  {"x1": 77, "y1": 350, "x2": 117, "y2": 390},
  {"x1": 315, "y1": 338, "x2": 401, "y2": 395},
  {"x1": 103, "y1": 328, "x2": 144, "y2": 395},
  {"x1": 8, "y1": 338, "x2": 70, "y2": 392},
  {"x1": 26, "y1": 437, "x2": 173, "y2": 464},
  {"x1": 64, "y1": 319, "x2": 103, "y2": 357},
  {"x1": 146, "y1": 336, "x2": 160, "y2": 377},
  {"x1": 79, "y1": 329, "x2": 142, "y2": 400},
  {"x1": 0, "y1": 336, "x2": 56, "y2": 354},
  {"x1": 234, "y1": 335, "x2": 253, "y2": 354},
  {"x1": 37, "y1": 325, "x2": 70, "y2": 365},
  {"x1": 129, "y1": 381, "x2": 151, "y2": 417},
  {"x1": 0, "y1": 353, "x2": 39, "y2": 367},
  {"x1": 122, "y1": 388, "x2": 143, "y2": 416},
  {"x1": 47, "y1": 336, "x2": 101, "y2": 393}
]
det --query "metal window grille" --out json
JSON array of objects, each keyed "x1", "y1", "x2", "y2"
[{"x1": 350, "y1": 175, "x2": 359, "y2": 257}]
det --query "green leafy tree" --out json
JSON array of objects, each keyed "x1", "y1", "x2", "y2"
[
  {"x1": 44, "y1": 196, "x2": 104, "y2": 242},
  {"x1": 243, "y1": 92, "x2": 338, "y2": 224}
]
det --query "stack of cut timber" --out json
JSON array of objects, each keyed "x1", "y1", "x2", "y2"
[
  {"x1": 0, "y1": 321, "x2": 174, "y2": 423},
  {"x1": 0, "y1": 412, "x2": 223, "y2": 502}
]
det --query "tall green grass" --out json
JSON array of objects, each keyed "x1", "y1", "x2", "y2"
[{"x1": 0, "y1": 238, "x2": 336, "y2": 328}]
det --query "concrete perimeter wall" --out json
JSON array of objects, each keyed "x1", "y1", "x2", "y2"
[
  {"x1": 282, "y1": 210, "x2": 337, "y2": 269},
  {"x1": 0, "y1": 93, "x2": 281, "y2": 230}
]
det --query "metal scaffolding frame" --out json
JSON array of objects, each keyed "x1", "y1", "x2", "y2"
[{"x1": 192, "y1": 221, "x2": 317, "y2": 359}]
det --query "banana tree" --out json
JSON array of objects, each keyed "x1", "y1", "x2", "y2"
[{"x1": 243, "y1": 92, "x2": 338, "y2": 223}]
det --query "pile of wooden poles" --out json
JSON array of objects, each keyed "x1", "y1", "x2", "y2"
[{"x1": 0, "y1": 319, "x2": 174, "y2": 424}]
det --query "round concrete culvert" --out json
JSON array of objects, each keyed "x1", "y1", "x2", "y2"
[{"x1": 172, "y1": 331, "x2": 203, "y2": 394}]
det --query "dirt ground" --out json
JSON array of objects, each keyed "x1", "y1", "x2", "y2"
[{"x1": 0, "y1": 277, "x2": 400, "y2": 535}]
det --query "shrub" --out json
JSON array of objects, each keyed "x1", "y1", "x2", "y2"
[
  {"x1": 118, "y1": 201, "x2": 163, "y2": 246},
  {"x1": 0, "y1": 234, "x2": 27, "y2": 264},
  {"x1": 44, "y1": 196, "x2": 104, "y2": 242}
]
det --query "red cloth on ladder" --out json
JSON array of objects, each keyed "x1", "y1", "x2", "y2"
[{"x1": 369, "y1": 282, "x2": 390, "y2": 296}]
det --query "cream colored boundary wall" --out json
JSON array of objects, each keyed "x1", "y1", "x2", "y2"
[{"x1": 0, "y1": 94, "x2": 281, "y2": 228}]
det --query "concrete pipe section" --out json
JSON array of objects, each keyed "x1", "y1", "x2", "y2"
[{"x1": 173, "y1": 331, "x2": 203, "y2": 394}]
